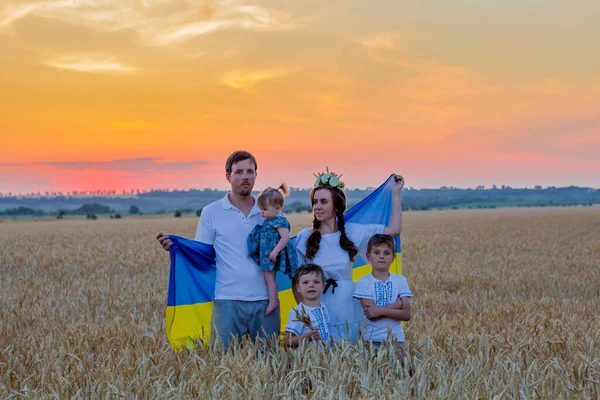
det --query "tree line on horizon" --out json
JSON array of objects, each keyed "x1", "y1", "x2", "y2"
[
  {"x1": 1, "y1": 184, "x2": 598, "y2": 199},
  {"x1": 1, "y1": 185, "x2": 598, "y2": 217}
]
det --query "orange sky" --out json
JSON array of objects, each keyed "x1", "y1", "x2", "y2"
[{"x1": 1, "y1": 0, "x2": 599, "y2": 193}]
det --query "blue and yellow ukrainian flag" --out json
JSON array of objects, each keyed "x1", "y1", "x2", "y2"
[{"x1": 166, "y1": 175, "x2": 402, "y2": 350}]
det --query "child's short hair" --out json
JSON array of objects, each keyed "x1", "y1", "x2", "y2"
[
  {"x1": 367, "y1": 234, "x2": 396, "y2": 254},
  {"x1": 257, "y1": 183, "x2": 290, "y2": 208},
  {"x1": 295, "y1": 263, "x2": 325, "y2": 282}
]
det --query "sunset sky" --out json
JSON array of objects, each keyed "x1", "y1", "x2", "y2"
[{"x1": 1, "y1": 0, "x2": 599, "y2": 193}]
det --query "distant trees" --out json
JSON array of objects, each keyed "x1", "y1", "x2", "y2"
[
  {"x1": 76, "y1": 203, "x2": 112, "y2": 215},
  {"x1": 52, "y1": 204, "x2": 112, "y2": 219},
  {"x1": 295, "y1": 204, "x2": 312, "y2": 213},
  {"x1": 0, "y1": 207, "x2": 44, "y2": 216},
  {"x1": 174, "y1": 210, "x2": 182, "y2": 218},
  {"x1": 282, "y1": 202, "x2": 312, "y2": 213},
  {"x1": 2, "y1": 185, "x2": 599, "y2": 216}
]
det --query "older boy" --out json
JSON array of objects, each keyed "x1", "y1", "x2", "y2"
[{"x1": 353, "y1": 234, "x2": 412, "y2": 352}]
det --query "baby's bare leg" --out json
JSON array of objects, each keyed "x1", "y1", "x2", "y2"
[{"x1": 264, "y1": 270, "x2": 278, "y2": 315}]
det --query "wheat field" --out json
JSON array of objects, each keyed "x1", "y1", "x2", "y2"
[{"x1": 1, "y1": 207, "x2": 599, "y2": 399}]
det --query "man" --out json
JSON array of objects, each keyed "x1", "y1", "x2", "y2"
[{"x1": 156, "y1": 150, "x2": 279, "y2": 347}]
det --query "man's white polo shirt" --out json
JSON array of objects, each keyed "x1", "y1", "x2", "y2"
[{"x1": 194, "y1": 194, "x2": 268, "y2": 301}]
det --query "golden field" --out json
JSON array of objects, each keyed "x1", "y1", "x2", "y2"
[{"x1": 1, "y1": 207, "x2": 599, "y2": 398}]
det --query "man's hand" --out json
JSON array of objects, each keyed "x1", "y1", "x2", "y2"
[
  {"x1": 269, "y1": 250, "x2": 279, "y2": 262},
  {"x1": 156, "y1": 232, "x2": 172, "y2": 251},
  {"x1": 364, "y1": 304, "x2": 384, "y2": 320}
]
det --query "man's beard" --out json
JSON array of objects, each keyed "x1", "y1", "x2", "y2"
[{"x1": 235, "y1": 186, "x2": 252, "y2": 196}]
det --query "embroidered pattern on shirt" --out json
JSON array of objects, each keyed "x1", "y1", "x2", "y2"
[
  {"x1": 373, "y1": 280, "x2": 394, "y2": 307},
  {"x1": 353, "y1": 292, "x2": 372, "y2": 299},
  {"x1": 311, "y1": 308, "x2": 330, "y2": 341},
  {"x1": 285, "y1": 326, "x2": 302, "y2": 336}
]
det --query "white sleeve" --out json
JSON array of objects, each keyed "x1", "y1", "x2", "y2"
[
  {"x1": 397, "y1": 276, "x2": 413, "y2": 298},
  {"x1": 294, "y1": 229, "x2": 309, "y2": 266},
  {"x1": 285, "y1": 309, "x2": 304, "y2": 336},
  {"x1": 194, "y1": 207, "x2": 216, "y2": 244},
  {"x1": 353, "y1": 277, "x2": 373, "y2": 299},
  {"x1": 346, "y1": 223, "x2": 385, "y2": 260}
]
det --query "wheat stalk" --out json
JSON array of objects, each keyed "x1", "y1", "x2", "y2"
[
  {"x1": 1, "y1": 208, "x2": 599, "y2": 398},
  {"x1": 293, "y1": 304, "x2": 316, "y2": 330}
]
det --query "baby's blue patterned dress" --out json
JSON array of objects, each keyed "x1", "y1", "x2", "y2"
[{"x1": 247, "y1": 215, "x2": 298, "y2": 278}]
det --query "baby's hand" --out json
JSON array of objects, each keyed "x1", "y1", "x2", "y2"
[{"x1": 269, "y1": 250, "x2": 279, "y2": 262}]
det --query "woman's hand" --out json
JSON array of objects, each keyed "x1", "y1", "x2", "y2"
[
  {"x1": 383, "y1": 175, "x2": 404, "y2": 236},
  {"x1": 391, "y1": 174, "x2": 404, "y2": 191}
]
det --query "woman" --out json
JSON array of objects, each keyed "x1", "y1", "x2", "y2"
[{"x1": 294, "y1": 170, "x2": 404, "y2": 342}]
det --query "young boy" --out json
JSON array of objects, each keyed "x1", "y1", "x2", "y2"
[
  {"x1": 284, "y1": 263, "x2": 331, "y2": 348},
  {"x1": 353, "y1": 234, "x2": 412, "y2": 352}
]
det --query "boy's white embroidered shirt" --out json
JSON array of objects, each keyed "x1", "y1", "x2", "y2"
[
  {"x1": 285, "y1": 303, "x2": 331, "y2": 342},
  {"x1": 353, "y1": 273, "x2": 412, "y2": 342},
  {"x1": 194, "y1": 194, "x2": 268, "y2": 301}
]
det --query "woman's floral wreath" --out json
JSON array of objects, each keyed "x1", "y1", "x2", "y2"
[{"x1": 313, "y1": 167, "x2": 345, "y2": 189}]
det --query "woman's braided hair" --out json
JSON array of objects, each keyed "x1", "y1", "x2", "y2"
[{"x1": 305, "y1": 185, "x2": 358, "y2": 262}]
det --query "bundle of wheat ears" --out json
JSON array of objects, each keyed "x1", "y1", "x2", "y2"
[{"x1": 293, "y1": 304, "x2": 316, "y2": 330}]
